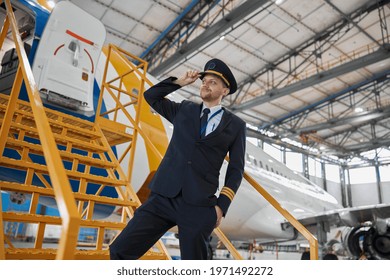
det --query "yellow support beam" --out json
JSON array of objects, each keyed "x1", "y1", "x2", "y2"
[
  {"x1": 0, "y1": 67, "x2": 23, "y2": 155},
  {"x1": 214, "y1": 228, "x2": 243, "y2": 260}
]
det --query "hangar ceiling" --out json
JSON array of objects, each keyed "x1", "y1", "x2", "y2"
[{"x1": 11, "y1": 0, "x2": 390, "y2": 164}]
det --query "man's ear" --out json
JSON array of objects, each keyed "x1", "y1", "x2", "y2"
[{"x1": 222, "y1": 88, "x2": 230, "y2": 96}]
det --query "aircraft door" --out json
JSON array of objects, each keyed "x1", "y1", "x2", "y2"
[{"x1": 32, "y1": 1, "x2": 106, "y2": 116}]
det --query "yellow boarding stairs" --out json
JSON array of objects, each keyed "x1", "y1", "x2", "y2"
[
  {"x1": 0, "y1": 0, "x2": 318, "y2": 260},
  {"x1": 0, "y1": 0, "x2": 171, "y2": 260},
  {"x1": 0, "y1": 92, "x2": 171, "y2": 260}
]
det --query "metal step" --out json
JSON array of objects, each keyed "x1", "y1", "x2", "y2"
[
  {"x1": 0, "y1": 93, "x2": 133, "y2": 146},
  {"x1": 4, "y1": 248, "x2": 168, "y2": 260},
  {"x1": 2, "y1": 211, "x2": 169, "y2": 260},
  {"x1": 0, "y1": 94, "x2": 100, "y2": 140},
  {"x1": 1, "y1": 157, "x2": 128, "y2": 187},
  {"x1": 2, "y1": 212, "x2": 126, "y2": 229},
  {"x1": 2, "y1": 121, "x2": 108, "y2": 153},
  {"x1": 0, "y1": 181, "x2": 138, "y2": 207},
  {"x1": 5, "y1": 138, "x2": 117, "y2": 169}
]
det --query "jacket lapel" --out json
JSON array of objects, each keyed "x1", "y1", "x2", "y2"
[{"x1": 196, "y1": 103, "x2": 203, "y2": 139}]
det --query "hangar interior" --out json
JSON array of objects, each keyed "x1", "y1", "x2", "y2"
[
  {"x1": 0, "y1": 0, "x2": 390, "y2": 260},
  {"x1": 61, "y1": 0, "x2": 390, "y2": 207}
]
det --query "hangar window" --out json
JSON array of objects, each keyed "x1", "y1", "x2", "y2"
[
  {"x1": 286, "y1": 151, "x2": 303, "y2": 173},
  {"x1": 380, "y1": 165, "x2": 390, "y2": 181},
  {"x1": 325, "y1": 164, "x2": 340, "y2": 183},
  {"x1": 308, "y1": 157, "x2": 322, "y2": 178},
  {"x1": 349, "y1": 167, "x2": 376, "y2": 184},
  {"x1": 264, "y1": 143, "x2": 282, "y2": 162}
]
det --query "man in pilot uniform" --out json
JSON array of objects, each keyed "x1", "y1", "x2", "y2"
[{"x1": 110, "y1": 58, "x2": 246, "y2": 260}]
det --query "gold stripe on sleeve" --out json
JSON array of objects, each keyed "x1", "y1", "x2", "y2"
[{"x1": 220, "y1": 186, "x2": 235, "y2": 201}]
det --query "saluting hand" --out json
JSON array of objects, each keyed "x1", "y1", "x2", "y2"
[{"x1": 174, "y1": 70, "x2": 200, "y2": 87}]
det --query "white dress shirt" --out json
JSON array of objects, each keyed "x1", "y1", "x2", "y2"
[{"x1": 200, "y1": 104, "x2": 224, "y2": 137}]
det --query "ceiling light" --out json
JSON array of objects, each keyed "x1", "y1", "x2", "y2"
[
  {"x1": 354, "y1": 107, "x2": 364, "y2": 113},
  {"x1": 275, "y1": 0, "x2": 285, "y2": 5},
  {"x1": 219, "y1": 35, "x2": 225, "y2": 41}
]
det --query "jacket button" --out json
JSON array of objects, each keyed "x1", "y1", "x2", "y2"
[{"x1": 187, "y1": 161, "x2": 192, "y2": 164}]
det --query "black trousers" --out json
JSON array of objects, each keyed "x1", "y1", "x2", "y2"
[{"x1": 109, "y1": 192, "x2": 217, "y2": 260}]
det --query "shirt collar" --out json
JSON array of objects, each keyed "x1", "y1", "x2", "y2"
[{"x1": 201, "y1": 104, "x2": 222, "y2": 115}]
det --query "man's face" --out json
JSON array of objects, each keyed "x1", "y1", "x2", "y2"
[{"x1": 200, "y1": 74, "x2": 229, "y2": 103}]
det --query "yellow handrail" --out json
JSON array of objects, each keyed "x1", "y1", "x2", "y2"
[
  {"x1": 243, "y1": 171, "x2": 318, "y2": 260},
  {"x1": 0, "y1": 0, "x2": 80, "y2": 259}
]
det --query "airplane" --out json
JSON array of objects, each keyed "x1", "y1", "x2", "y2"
[{"x1": 1, "y1": 0, "x2": 389, "y2": 260}]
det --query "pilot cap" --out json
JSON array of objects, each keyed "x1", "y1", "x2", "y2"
[{"x1": 199, "y1": 58, "x2": 237, "y2": 94}]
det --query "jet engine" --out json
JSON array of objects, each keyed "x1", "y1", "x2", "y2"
[{"x1": 343, "y1": 224, "x2": 390, "y2": 260}]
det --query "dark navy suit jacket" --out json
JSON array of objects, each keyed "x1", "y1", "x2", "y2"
[{"x1": 144, "y1": 77, "x2": 246, "y2": 215}]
